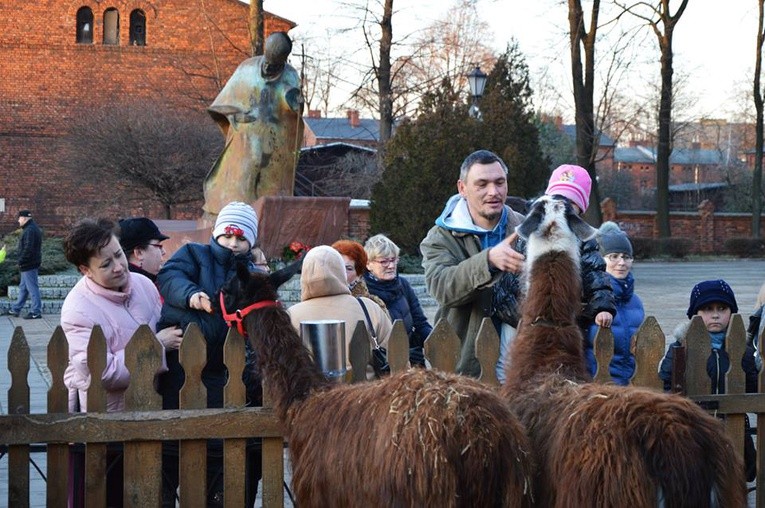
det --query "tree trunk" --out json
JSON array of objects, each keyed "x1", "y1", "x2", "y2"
[
  {"x1": 568, "y1": 0, "x2": 602, "y2": 224},
  {"x1": 249, "y1": 0, "x2": 264, "y2": 56},
  {"x1": 378, "y1": 0, "x2": 394, "y2": 145},
  {"x1": 754, "y1": 0, "x2": 764, "y2": 238},
  {"x1": 652, "y1": 0, "x2": 688, "y2": 239},
  {"x1": 656, "y1": 30, "x2": 673, "y2": 239}
]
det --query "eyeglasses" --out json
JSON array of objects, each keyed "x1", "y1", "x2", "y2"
[
  {"x1": 372, "y1": 257, "x2": 398, "y2": 266},
  {"x1": 604, "y1": 253, "x2": 633, "y2": 262},
  {"x1": 148, "y1": 243, "x2": 165, "y2": 251}
]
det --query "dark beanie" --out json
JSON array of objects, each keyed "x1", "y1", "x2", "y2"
[
  {"x1": 597, "y1": 221, "x2": 633, "y2": 257},
  {"x1": 687, "y1": 279, "x2": 738, "y2": 319},
  {"x1": 118, "y1": 217, "x2": 169, "y2": 252}
]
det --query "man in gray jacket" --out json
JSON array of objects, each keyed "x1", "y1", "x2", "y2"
[{"x1": 420, "y1": 150, "x2": 525, "y2": 378}]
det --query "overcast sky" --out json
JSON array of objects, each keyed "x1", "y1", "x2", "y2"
[{"x1": 268, "y1": 0, "x2": 760, "y2": 122}]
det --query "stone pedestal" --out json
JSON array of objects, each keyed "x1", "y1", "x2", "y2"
[
  {"x1": 153, "y1": 196, "x2": 351, "y2": 261},
  {"x1": 253, "y1": 196, "x2": 350, "y2": 259}
]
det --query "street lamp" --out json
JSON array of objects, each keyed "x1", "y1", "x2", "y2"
[{"x1": 467, "y1": 64, "x2": 488, "y2": 120}]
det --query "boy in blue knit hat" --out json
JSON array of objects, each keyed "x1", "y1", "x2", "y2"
[
  {"x1": 658, "y1": 279, "x2": 756, "y2": 394},
  {"x1": 659, "y1": 279, "x2": 758, "y2": 481}
]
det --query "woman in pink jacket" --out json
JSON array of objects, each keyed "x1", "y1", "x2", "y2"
[
  {"x1": 61, "y1": 218, "x2": 181, "y2": 412},
  {"x1": 61, "y1": 218, "x2": 182, "y2": 507}
]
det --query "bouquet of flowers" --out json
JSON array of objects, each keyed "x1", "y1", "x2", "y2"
[{"x1": 282, "y1": 241, "x2": 310, "y2": 261}]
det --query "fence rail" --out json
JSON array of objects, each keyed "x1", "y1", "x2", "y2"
[{"x1": 1, "y1": 314, "x2": 763, "y2": 506}]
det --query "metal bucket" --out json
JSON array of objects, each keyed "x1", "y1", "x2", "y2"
[{"x1": 300, "y1": 320, "x2": 346, "y2": 382}]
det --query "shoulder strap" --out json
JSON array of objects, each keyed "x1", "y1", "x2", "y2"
[{"x1": 355, "y1": 296, "x2": 380, "y2": 346}]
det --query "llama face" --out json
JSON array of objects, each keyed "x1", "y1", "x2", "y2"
[
  {"x1": 517, "y1": 196, "x2": 596, "y2": 266},
  {"x1": 218, "y1": 260, "x2": 302, "y2": 313}
]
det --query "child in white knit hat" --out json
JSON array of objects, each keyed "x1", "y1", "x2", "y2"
[
  {"x1": 210, "y1": 201, "x2": 259, "y2": 256},
  {"x1": 155, "y1": 201, "x2": 264, "y2": 505}
]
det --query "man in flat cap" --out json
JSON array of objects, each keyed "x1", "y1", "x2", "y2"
[
  {"x1": 7, "y1": 210, "x2": 43, "y2": 319},
  {"x1": 118, "y1": 217, "x2": 170, "y2": 283}
]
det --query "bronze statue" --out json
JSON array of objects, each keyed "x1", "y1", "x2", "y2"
[{"x1": 204, "y1": 32, "x2": 304, "y2": 216}]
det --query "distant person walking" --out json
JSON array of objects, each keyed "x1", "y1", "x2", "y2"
[{"x1": 6, "y1": 209, "x2": 43, "y2": 319}]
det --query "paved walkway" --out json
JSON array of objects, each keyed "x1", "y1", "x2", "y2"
[{"x1": 3, "y1": 259, "x2": 765, "y2": 506}]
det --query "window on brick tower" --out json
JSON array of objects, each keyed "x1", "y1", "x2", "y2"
[
  {"x1": 129, "y1": 9, "x2": 146, "y2": 46},
  {"x1": 76, "y1": 6, "x2": 93, "y2": 44},
  {"x1": 103, "y1": 8, "x2": 119, "y2": 45}
]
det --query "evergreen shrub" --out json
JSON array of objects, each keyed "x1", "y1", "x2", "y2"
[{"x1": 724, "y1": 237, "x2": 765, "y2": 258}]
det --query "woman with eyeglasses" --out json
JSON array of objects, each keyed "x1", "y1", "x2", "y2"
[
  {"x1": 364, "y1": 234, "x2": 433, "y2": 367},
  {"x1": 585, "y1": 222, "x2": 645, "y2": 385}
]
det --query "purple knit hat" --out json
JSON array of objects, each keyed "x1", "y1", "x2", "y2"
[{"x1": 545, "y1": 164, "x2": 592, "y2": 213}]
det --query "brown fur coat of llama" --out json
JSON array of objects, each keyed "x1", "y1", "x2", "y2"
[
  {"x1": 502, "y1": 196, "x2": 746, "y2": 508},
  {"x1": 219, "y1": 246, "x2": 534, "y2": 508}
]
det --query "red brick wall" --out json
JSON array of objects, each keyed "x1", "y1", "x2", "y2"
[
  {"x1": 0, "y1": 0, "x2": 293, "y2": 236},
  {"x1": 287, "y1": 198, "x2": 764, "y2": 255},
  {"x1": 601, "y1": 198, "x2": 765, "y2": 254},
  {"x1": 347, "y1": 206, "x2": 370, "y2": 241}
]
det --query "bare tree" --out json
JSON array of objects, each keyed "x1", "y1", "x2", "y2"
[
  {"x1": 754, "y1": 0, "x2": 764, "y2": 237},
  {"x1": 395, "y1": 1, "x2": 495, "y2": 116},
  {"x1": 250, "y1": 0, "x2": 264, "y2": 56},
  {"x1": 616, "y1": 0, "x2": 689, "y2": 238},
  {"x1": 335, "y1": 0, "x2": 495, "y2": 139},
  {"x1": 299, "y1": 34, "x2": 341, "y2": 116},
  {"x1": 568, "y1": 0, "x2": 602, "y2": 223},
  {"x1": 64, "y1": 103, "x2": 223, "y2": 218},
  {"x1": 318, "y1": 152, "x2": 381, "y2": 199},
  {"x1": 377, "y1": 0, "x2": 394, "y2": 143}
]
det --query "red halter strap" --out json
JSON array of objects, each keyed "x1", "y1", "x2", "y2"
[{"x1": 219, "y1": 292, "x2": 280, "y2": 337}]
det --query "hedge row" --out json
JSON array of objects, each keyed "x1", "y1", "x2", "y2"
[{"x1": 630, "y1": 236, "x2": 765, "y2": 259}]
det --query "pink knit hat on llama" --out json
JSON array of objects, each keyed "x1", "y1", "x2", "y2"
[{"x1": 545, "y1": 164, "x2": 592, "y2": 213}]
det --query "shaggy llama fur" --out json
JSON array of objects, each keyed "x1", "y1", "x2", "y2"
[
  {"x1": 221, "y1": 263, "x2": 534, "y2": 507},
  {"x1": 502, "y1": 196, "x2": 746, "y2": 508}
]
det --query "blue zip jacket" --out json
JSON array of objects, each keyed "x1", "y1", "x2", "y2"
[
  {"x1": 586, "y1": 272, "x2": 644, "y2": 385},
  {"x1": 156, "y1": 238, "x2": 258, "y2": 409}
]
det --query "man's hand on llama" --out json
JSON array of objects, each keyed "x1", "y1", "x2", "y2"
[
  {"x1": 488, "y1": 232, "x2": 525, "y2": 274},
  {"x1": 594, "y1": 311, "x2": 612, "y2": 328}
]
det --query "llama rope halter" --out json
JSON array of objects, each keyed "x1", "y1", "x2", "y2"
[
  {"x1": 529, "y1": 316, "x2": 576, "y2": 329},
  {"x1": 219, "y1": 292, "x2": 280, "y2": 337}
]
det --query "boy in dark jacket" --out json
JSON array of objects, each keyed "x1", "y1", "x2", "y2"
[
  {"x1": 157, "y1": 201, "x2": 263, "y2": 507},
  {"x1": 658, "y1": 279, "x2": 758, "y2": 481}
]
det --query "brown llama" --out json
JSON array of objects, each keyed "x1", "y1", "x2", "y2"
[
  {"x1": 219, "y1": 262, "x2": 534, "y2": 507},
  {"x1": 502, "y1": 195, "x2": 746, "y2": 508}
]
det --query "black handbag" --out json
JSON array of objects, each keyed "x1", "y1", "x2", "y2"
[{"x1": 356, "y1": 297, "x2": 390, "y2": 377}]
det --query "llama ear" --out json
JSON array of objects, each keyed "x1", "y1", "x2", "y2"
[
  {"x1": 269, "y1": 258, "x2": 302, "y2": 289},
  {"x1": 566, "y1": 212, "x2": 598, "y2": 241},
  {"x1": 517, "y1": 201, "x2": 544, "y2": 239},
  {"x1": 236, "y1": 262, "x2": 251, "y2": 283}
]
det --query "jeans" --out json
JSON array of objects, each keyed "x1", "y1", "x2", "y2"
[
  {"x1": 495, "y1": 321, "x2": 517, "y2": 385},
  {"x1": 12, "y1": 268, "x2": 41, "y2": 315}
]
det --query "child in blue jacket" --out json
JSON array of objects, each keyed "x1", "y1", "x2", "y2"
[{"x1": 585, "y1": 222, "x2": 644, "y2": 385}]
